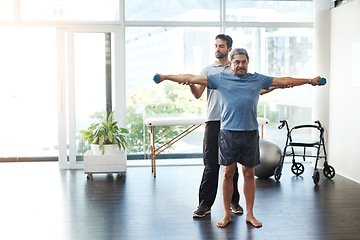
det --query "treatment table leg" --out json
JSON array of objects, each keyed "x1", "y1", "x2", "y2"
[{"x1": 150, "y1": 126, "x2": 156, "y2": 177}]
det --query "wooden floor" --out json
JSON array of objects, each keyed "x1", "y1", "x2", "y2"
[{"x1": 1, "y1": 161, "x2": 360, "y2": 240}]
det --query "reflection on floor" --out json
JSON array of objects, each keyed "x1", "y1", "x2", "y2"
[{"x1": 0, "y1": 161, "x2": 359, "y2": 240}]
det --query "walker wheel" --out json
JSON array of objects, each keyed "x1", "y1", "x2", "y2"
[
  {"x1": 274, "y1": 167, "x2": 282, "y2": 181},
  {"x1": 87, "y1": 174, "x2": 93, "y2": 180},
  {"x1": 312, "y1": 170, "x2": 320, "y2": 185},
  {"x1": 291, "y1": 162, "x2": 304, "y2": 176},
  {"x1": 323, "y1": 165, "x2": 335, "y2": 179}
]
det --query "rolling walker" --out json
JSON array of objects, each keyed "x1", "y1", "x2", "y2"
[{"x1": 275, "y1": 120, "x2": 335, "y2": 185}]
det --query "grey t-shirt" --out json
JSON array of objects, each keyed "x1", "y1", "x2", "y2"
[{"x1": 200, "y1": 62, "x2": 232, "y2": 121}]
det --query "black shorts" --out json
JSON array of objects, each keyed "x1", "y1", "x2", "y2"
[{"x1": 218, "y1": 129, "x2": 260, "y2": 168}]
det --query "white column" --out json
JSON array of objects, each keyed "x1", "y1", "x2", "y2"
[{"x1": 312, "y1": 0, "x2": 331, "y2": 168}]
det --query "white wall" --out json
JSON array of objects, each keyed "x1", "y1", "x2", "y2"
[
  {"x1": 329, "y1": 0, "x2": 360, "y2": 183},
  {"x1": 313, "y1": 0, "x2": 331, "y2": 169}
]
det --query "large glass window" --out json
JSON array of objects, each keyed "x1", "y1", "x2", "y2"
[
  {"x1": 124, "y1": 26, "x2": 313, "y2": 156},
  {"x1": 227, "y1": 27, "x2": 313, "y2": 148},
  {"x1": 0, "y1": 0, "x2": 314, "y2": 161},
  {"x1": 0, "y1": 26, "x2": 57, "y2": 157},
  {"x1": 125, "y1": 0, "x2": 220, "y2": 21},
  {"x1": 226, "y1": 0, "x2": 313, "y2": 22},
  {"x1": 20, "y1": 0, "x2": 119, "y2": 21},
  {"x1": 74, "y1": 33, "x2": 109, "y2": 162},
  {"x1": 0, "y1": 0, "x2": 14, "y2": 20},
  {"x1": 125, "y1": 27, "x2": 220, "y2": 156}
]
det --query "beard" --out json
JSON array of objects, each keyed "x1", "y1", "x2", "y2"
[{"x1": 215, "y1": 51, "x2": 227, "y2": 59}]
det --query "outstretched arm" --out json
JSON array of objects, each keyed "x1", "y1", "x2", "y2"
[
  {"x1": 271, "y1": 76, "x2": 322, "y2": 88},
  {"x1": 155, "y1": 74, "x2": 210, "y2": 87}
]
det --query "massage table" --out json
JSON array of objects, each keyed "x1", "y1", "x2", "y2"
[{"x1": 144, "y1": 116, "x2": 269, "y2": 177}]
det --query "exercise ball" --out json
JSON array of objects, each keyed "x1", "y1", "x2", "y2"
[{"x1": 255, "y1": 139, "x2": 282, "y2": 178}]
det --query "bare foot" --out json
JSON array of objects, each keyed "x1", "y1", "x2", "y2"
[
  {"x1": 246, "y1": 215, "x2": 262, "y2": 228},
  {"x1": 217, "y1": 215, "x2": 231, "y2": 228}
]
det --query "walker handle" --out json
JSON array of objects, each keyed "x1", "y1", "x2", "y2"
[
  {"x1": 315, "y1": 120, "x2": 323, "y2": 129},
  {"x1": 278, "y1": 120, "x2": 286, "y2": 129}
]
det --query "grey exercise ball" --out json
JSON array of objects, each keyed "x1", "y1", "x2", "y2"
[{"x1": 255, "y1": 139, "x2": 282, "y2": 178}]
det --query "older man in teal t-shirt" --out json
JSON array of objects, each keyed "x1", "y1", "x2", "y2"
[{"x1": 155, "y1": 48, "x2": 324, "y2": 228}]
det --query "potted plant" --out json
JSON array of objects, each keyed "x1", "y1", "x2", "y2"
[
  {"x1": 80, "y1": 111, "x2": 129, "y2": 179},
  {"x1": 80, "y1": 111, "x2": 129, "y2": 155}
]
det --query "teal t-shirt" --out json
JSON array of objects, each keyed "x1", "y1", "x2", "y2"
[{"x1": 207, "y1": 72, "x2": 273, "y2": 131}]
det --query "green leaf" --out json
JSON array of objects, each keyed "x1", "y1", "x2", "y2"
[
  {"x1": 108, "y1": 111, "x2": 114, "y2": 122},
  {"x1": 98, "y1": 136, "x2": 104, "y2": 154},
  {"x1": 120, "y1": 128, "x2": 129, "y2": 133},
  {"x1": 83, "y1": 133, "x2": 91, "y2": 138},
  {"x1": 108, "y1": 131, "x2": 113, "y2": 142}
]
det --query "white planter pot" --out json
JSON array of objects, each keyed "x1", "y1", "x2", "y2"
[
  {"x1": 84, "y1": 150, "x2": 127, "y2": 177},
  {"x1": 91, "y1": 144, "x2": 118, "y2": 155}
]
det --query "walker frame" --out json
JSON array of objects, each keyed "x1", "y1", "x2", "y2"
[{"x1": 275, "y1": 120, "x2": 335, "y2": 184}]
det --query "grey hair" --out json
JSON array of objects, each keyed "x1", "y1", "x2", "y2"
[{"x1": 230, "y1": 48, "x2": 249, "y2": 61}]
